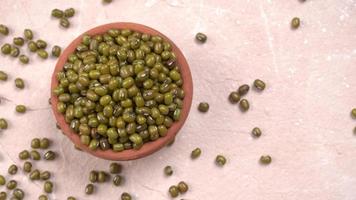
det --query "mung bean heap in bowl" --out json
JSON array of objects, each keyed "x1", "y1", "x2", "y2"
[{"x1": 51, "y1": 22, "x2": 193, "y2": 160}]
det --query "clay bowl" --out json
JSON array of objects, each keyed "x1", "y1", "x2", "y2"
[{"x1": 51, "y1": 22, "x2": 193, "y2": 161}]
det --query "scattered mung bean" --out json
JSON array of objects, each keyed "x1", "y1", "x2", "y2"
[
  {"x1": 109, "y1": 163, "x2": 122, "y2": 174},
  {"x1": 85, "y1": 184, "x2": 94, "y2": 195},
  {"x1": 43, "y1": 181, "x2": 53, "y2": 193},
  {"x1": 260, "y1": 155, "x2": 272, "y2": 165},
  {"x1": 37, "y1": 49, "x2": 48, "y2": 59},
  {"x1": 52, "y1": 45, "x2": 61, "y2": 57},
  {"x1": 13, "y1": 37, "x2": 25, "y2": 46},
  {"x1": 15, "y1": 105, "x2": 27, "y2": 113},
  {"x1": 215, "y1": 155, "x2": 227, "y2": 166},
  {"x1": 60, "y1": 18, "x2": 70, "y2": 28},
  {"x1": 291, "y1": 17, "x2": 300, "y2": 29},
  {"x1": 30, "y1": 150, "x2": 41, "y2": 160},
  {"x1": 239, "y1": 99, "x2": 249, "y2": 111},
  {"x1": 1, "y1": 43, "x2": 11, "y2": 54},
  {"x1": 38, "y1": 194, "x2": 48, "y2": 200},
  {"x1": 44, "y1": 151, "x2": 56, "y2": 160},
  {"x1": 6, "y1": 180, "x2": 17, "y2": 190},
  {"x1": 0, "y1": 71, "x2": 8, "y2": 81},
  {"x1": 195, "y1": 32, "x2": 207, "y2": 43},
  {"x1": 113, "y1": 175, "x2": 123, "y2": 186},
  {"x1": 23, "y1": 161, "x2": 32, "y2": 173},
  {"x1": 30, "y1": 169, "x2": 40, "y2": 180},
  {"x1": 12, "y1": 188, "x2": 24, "y2": 199},
  {"x1": 253, "y1": 79, "x2": 266, "y2": 91},
  {"x1": 19, "y1": 55, "x2": 29, "y2": 64},
  {"x1": 238, "y1": 84, "x2": 250, "y2": 96},
  {"x1": 229, "y1": 91, "x2": 240, "y2": 103},
  {"x1": 0, "y1": 175, "x2": 6, "y2": 185},
  {"x1": 15, "y1": 78, "x2": 25, "y2": 89},
  {"x1": 121, "y1": 192, "x2": 132, "y2": 200},
  {"x1": 191, "y1": 147, "x2": 201, "y2": 159},
  {"x1": 64, "y1": 8, "x2": 75, "y2": 18},
  {"x1": 10, "y1": 46, "x2": 20, "y2": 57},
  {"x1": 0, "y1": 24, "x2": 9, "y2": 35},
  {"x1": 0, "y1": 118, "x2": 8, "y2": 129},
  {"x1": 24, "y1": 29, "x2": 33, "y2": 40},
  {"x1": 19, "y1": 150, "x2": 30, "y2": 160},
  {"x1": 168, "y1": 185, "x2": 179, "y2": 198},
  {"x1": 252, "y1": 127, "x2": 262, "y2": 137},
  {"x1": 40, "y1": 138, "x2": 50, "y2": 149},
  {"x1": 177, "y1": 181, "x2": 188, "y2": 193},
  {"x1": 40, "y1": 171, "x2": 51, "y2": 180},
  {"x1": 164, "y1": 166, "x2": 173, "y2": 176},
  {"x1": 51, "y1": 9, "x2": 64, "y2": 18},
  {"x1": 8, "y1": 164, "x2": 18, "y2": 175},
  {"x1": 198, "y1": 102, "x2": 209, "y2": 112}
]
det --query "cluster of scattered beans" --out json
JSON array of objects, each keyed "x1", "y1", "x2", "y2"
[
  {"x1": 51, "y1": 8, "x2": 75, "y2": 29},
  {"x1": 0, "y1": 138, "x2": 57, "y2": 200}
]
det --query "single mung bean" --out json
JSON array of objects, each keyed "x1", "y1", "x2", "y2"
[
  {"x1": 51, "y1": 9, "x2": 64, "y2": 18},
  {"x1": 238, "y1": 84, "x2": 250, "y2": 96},
  {"x1": 0, "y1": 192, "x2": 6, "y2": 200},
  {"x1": 60, "y1": 18, "x2": 70, "y2": 28},
  {"x1": 28, "y1": 41, "x2": 38, "y2": 52},
  {"x1": 239, "y1": 99, "x2": 249, "y2": 111},
  {"x1": 36, "y1": 40, "x2": 47, "y2": 49},
  {"x1": 37, "y1": 49, "x2": 48, "y2": 59},
  {"x1": 13, "y1": 188, "x2": 24, "y2": 199},
  {"x1": 113, "y1": 175, "x2": 123, "y2": 186},
  {"x1": 0, "y1": 118, "x2": 8, "y2": 129},
  {"x1": 40, "y1": 138, "x2": 50, "y2": 149},
  {"x1": 0, "y1": 24, "x2": 9, "y2": 35},
  {"x1": 31, "y1": 150, "x2": 41, "y2": 160},
  {"x1": 15, "y1": 105, "x2": 26, "y2": 113},
  {"x1": 43, "y1": 181, "x2": 53, "y2": 193},
  {"x1": 13, "y1": 37, "x2": 25, "y2": 46},
  {"x1": 168, "y1": 185, "x2": 179, "y2": 198},
  {"x1": 8, "y1": 164, "x2": 18, "y2": 175},
  {"x1": 109, "y1": 163, "x2": 122, "y2": 174},
  {"x1": 40, "y1": 171, "x2": 51, "y2": 180},
  {"x1": 89, "y1": 170, "x2": 98, "y2": 183},
  {"x1": 30, "y1": 169, "x2": 40, "y2": 180},
  {"x1": 121, "y1": 192, "x2": 132, "y2": 200},
  {"x1": 23, "y1": 161, "x2": 32, "y2": 173},
  {"x1": 0, "y1": 175, "x2": 6, "y2": 185},
  {"x1": 198, "y1": 102, "x2": 209, "y2": 112},
  {"x1": 260, "y1": 155, "x2": 272, "y2": 164},
  {"x1": 177, "y1": 181, "x2": 189, "y2": 193},
  {"x1": 164, "y1": 166, "x2": 173, "y2": 176},
  {"x1": 67, "y1": 197, "x2": 76, "y2": 200},
  {"x1": 15, "y1": 78, "x2": 25, "y2": 89},
  {"x1": 103, "y1": 0, "x2": 113, "y2": 3},
  {"x1": 85, "y1": 184, "x2": 94, "y2": 195},
  {"x1": 98, "y1": 171, "x2": 108, "y2": 182},
  {"x1": 19, "y1": 150, "x2": 30, "y2": 160},
  {"x1": 229, "y1": 91, "x2": 240, "y2": 103},
  {"x1": 6, "y1": 180, "x2": 17, "y2": 190},
  {"x1": 52, "y1": 45, "x2": 61, "y2": 57},
  {"x1": 291, "y1": 17, "x2": 300, "y2": 29},
  {"x1": 64, "y1": 8, "x2": 75, "y2": 18},
  {"x1": 252, "y1": 127, "x2": 262, "y2": 137},
  {"x1": 31, "y1": 138, "x2": 41, "y2": 148},
  {"x1": 38, "y1": 194, "x2": 48, "y2": 200},
  {"x1": 191, "y1": 147, "x2": 201, "y2": 159},
  {"x1": 0, "y1": 71, "x2": 8, "y2": 81},
  {"x1": 195, "y1": 32, "x2": 207, "y2": 43},
  {"x1": 254, "y1": 79, "x2": 266, "y2": 91},
  {"x1": 351, "y1": 108, "x2": 356, "y2": 118},
  {"x1": 215, "y1": 155, "x2": 227, "y2": 166},
  {"x1": 44, "y1": 151, "x2": 56, "y2": 160},
  {"x1": 10, "y1": 46, "x2": 20, "y2": 57},
  {"x1": 24, "y1": 29, "x2": 33, "y2": 40},
  {"x1": 1, "y1": 43, "x2": 11, "y2": 54},
  {"x1": 19, "y1": 55, "x2": 29, "y2": 64}
]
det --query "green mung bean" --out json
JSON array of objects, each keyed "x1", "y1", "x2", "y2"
[
  {"x1": 252, "y1": 127, "x2": 262, "y2": 137},
  {"x1": 8, "y1": 164, "x2": 18, "y2": 175},
  {"x1": 31, "y1": 138, "x2": 41, "y2": 149},
  {"x1": 64, "y1": 8, "x2": 75, "y2": 18},
  {"x1": 253, "y1": 79, "x2": 266, "y2": 91},
  {"x1": 19, "y1": 55, "x2": 29, "y2": 64},
  {"x1": 85, "y1": 184, "x2": 94, "y2": 195},
  {"x1": 13, "y1": 188, "x2": 24, "y2": 199},
  {"x1": 0, "y1": 192, "x2": 6, "y2": 200},
  {"x1": 40, "y1": 138, "x2": 50, "y2": 149},
  {"x1": 177, "y1": 181, "x2": 188, "y2": 193},
  {"x1": 164, "y1": 166, "x2": 173, "y2": 176},
  {"x1": 195, "y1": 32, "x2": 207, "y2": 43},
  {"x1": 168, "y1": 185, "x2": 179, "y2": 198},
  {"x1": 113, "y1": 175, "x2": 123, "y2": 186},
  {"x1": 31, "y1": 150, "x2": 41, "y2": 160},
  {"x1": 13, "y1": 37, "x2": 25, "y2": 46},
  {"x1": 198, "y1": 102, "x2": 209, "y2": 112},
  {"x1": 121, "y1": 192, "x2": 132, "y2": 200},
  {"x1": 30, "y1": 169, "x2": 40, "y2": 180},
  {"x1": 10, "y1": 46, "x2": 20, "y2": 57},
  {"x1": 15, "y1": 105, "x2": 26, "y2": 113},
  {"x1": 0, "y1": 118, "x2": 8, "y2": 129},
  {"x1": 44, "y1": 151, "x2": 56, "y2": 160},
  {"x1": 28, "y1": 41, "x2": 38, "y2": 52},
  {"x1": 239, "y1": 99, "x2": 249, "y2": 111},
  {"x1": 238, "y1": 84, "x2": 249, "y2": 96},
  {"x1": 1, "y1": 43, "x2": 11, "y2": 54},
  {"x1": 43, "y1": 181, "x2": 53, "y2": 193},
  {"x1": 191, "y1": 147, "x2": 201, "y2": 159},
  {"x1": 23, "y1": 162, "x2": 32, "y2": 173},
  {"x1": 51, "y1": 9, "x2": 64, "y2": 18},
  {"x1": 24, "y1": 29, "x2": 33, "y2": 40},
  {"x1": 0, "y1": 175, "x2": 6, "y2": 185},
  {"x1": 229, "y1": 91, "x2": 240, "y2": 103},
  {"x1": 351, "y1": 108, "x2": 356, "y2": 118},
  {"x1": 38, "y1": 194, "x2": 48, "y2": 200},
  {"x1": 260, "y1": 155, "x2": 272, "y2": 164},
  {"x1": 0, "y1": 24, "x2": 9, "y2": 35},
  {"x1": 0, "y1": 71, "x2": 8, "y2": 81},
  {"x1": 109, "y1": 163, "x2": 122, "y2": 174},
  {"x1": 52, "y1": 45, "x2": 61, "y2": 57},
  {"x1": 6, "y1": 180, "x2": 17, "y2": 190},
  {"x1": 40, "y1": 171, "x2": 51, "y2": 180},
  {"x1": 67, "y1": 197, "x2": 76, "y2": 200},
  {"x1": 291, "y1": 17, "x2": 300, "y2": 29},
  {"x1": 60, "y1": 18, "x2": 70, "y2": 28},
  {"x1": 19, "y1": 150, "x2": 30, "y2": 160},
  {"x1": 15, "y1": 78, "x2": 25, "y2": 89},
  {"x1": 37, "y1": 49, "x2": 48, "y2": 59},
  {"x1": 215, "y1": 155, "x2": 227, "y2": 166}
]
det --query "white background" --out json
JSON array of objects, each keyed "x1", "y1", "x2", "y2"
[{"x1": 0, "y1": 0, "x2": 356, "y2": 199}]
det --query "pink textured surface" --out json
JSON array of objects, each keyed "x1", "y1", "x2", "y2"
[{"x1": 0, "y1": 0, "x2": 356, "y2": 199}]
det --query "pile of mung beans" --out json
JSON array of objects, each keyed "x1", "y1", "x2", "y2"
[{"x1": 53, "y1": 28, "x2": 185, "y2": 152}]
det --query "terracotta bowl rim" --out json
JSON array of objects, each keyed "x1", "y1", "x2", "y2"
[{"x1": 50, "y1": 22, "x2": 193, "y2": 161}]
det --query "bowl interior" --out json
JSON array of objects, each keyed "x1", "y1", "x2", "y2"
[{"x1": 51, "y1": 22, "x2": 193, "y2": 161}]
